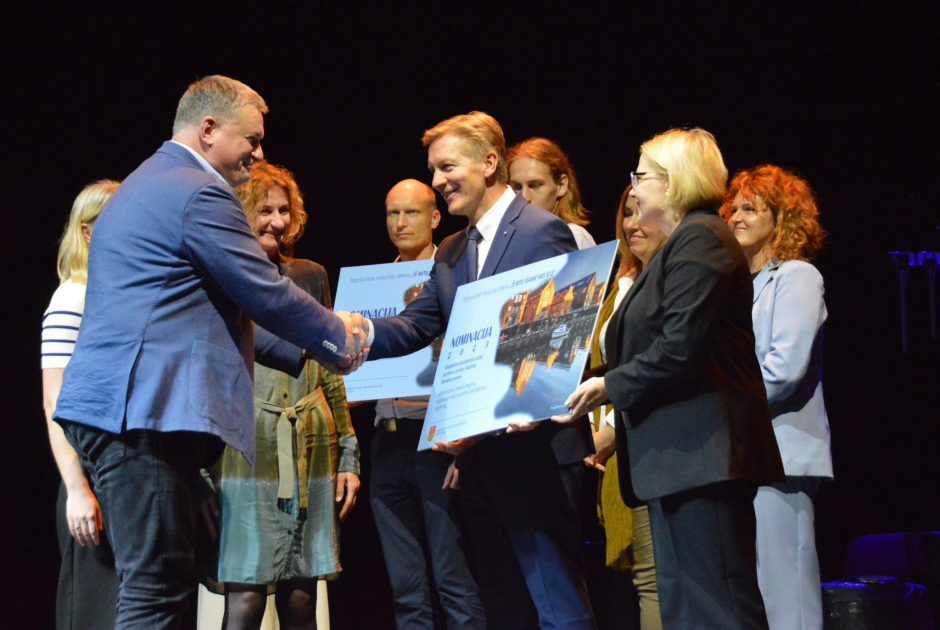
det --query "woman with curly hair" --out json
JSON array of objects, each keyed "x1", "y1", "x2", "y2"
[
  {"x1": 212, "y1": 161, "x2": 360, "y2": 630},
  {"x1": 722, "y1": 164, "x2": 832, "y2": 630},
  {"x1": 508, "y1": 137, "x2": 596, "y2": 249}
]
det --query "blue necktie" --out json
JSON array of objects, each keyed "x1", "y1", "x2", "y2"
[{"x1": 466, "y1": 226, "x2": 482, "y2": 281}]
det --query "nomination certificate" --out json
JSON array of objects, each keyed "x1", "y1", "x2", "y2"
[
  {"x1": 417, "y1": 241, "x2": 617, "y2": 450},
  {"x1": 333, "y1": 260, "x2": 438, "y2": 401}
]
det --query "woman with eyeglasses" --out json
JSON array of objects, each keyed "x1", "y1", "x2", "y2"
[
  {"x1": 42, "y1": 180, "x2": 121, "y2": 629},
  {"x1": 588, "y1": 185, "x2": 663, "y2": 629},
  {"x1": 721, "y1": 165, "x2": 832, "y2": 630},
  {"x1": 556, "y1": 128, "x2": 784, "y2": 628},
  {"x1": 508, "y1": 137, "x2": 597, "y2": 249}
]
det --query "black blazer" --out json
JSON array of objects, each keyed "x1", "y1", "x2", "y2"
[{"x1": 605, "y1": 209, "x2": 784, "y2": 501}]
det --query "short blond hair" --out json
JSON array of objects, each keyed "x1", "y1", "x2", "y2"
[
  {"x1": 640, "y1": 128, "x2": 727, "y2": 211},
  {"x1": 422, "y1": 111, "x2": 508, "y2": 183},
  {"x1": 56, "y1": 180, "x2": 120, "y2": 283},
  {"x1": 173, "y1": 75, "x2": 268, "y2": 134}
]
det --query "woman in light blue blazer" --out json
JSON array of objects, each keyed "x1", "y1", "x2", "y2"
[{"x1": 722, "y1": 164, "x2": 832, "y2": 630}]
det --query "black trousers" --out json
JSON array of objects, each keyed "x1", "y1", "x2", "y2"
[
  {"x1": 55, "y1": 479, "x2": 119, "y2": 630},
  {"x1": 647, "y1": 481, "x2": 769, "y2": 629},
  {"x1": 63, "y1": 424, "x2": 221, "y2": 630},
  {"x1": 369, "y1": 420, "x2": 484, "y2": 629}
]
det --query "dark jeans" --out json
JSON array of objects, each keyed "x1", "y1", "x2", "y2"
[
  {"x1": 63, "y1": 423, "x2": 222, "y2": 630},
  {"x1": 458, "y1": 436, "x2": 596, "y2": 630},
  {"x1": 370, "y1": 420, "x2": 484, "y2": 630},
  {"x1": 648, "y1": 481, "x2": 768, "y2": 629}
]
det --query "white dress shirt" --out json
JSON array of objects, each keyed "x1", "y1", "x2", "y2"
[
  {"x1": 170, "y1": 140, "x2": 228, "y2": 185},
  {"x1": 471, "y1": 187, "x2": 518, "y2": 278},
  {"x1": 600, "y1": 275, "x2": 635, "y2": 428},
  {"x1": 365, "y1": 188, "x2": 517, "y2": 346}
]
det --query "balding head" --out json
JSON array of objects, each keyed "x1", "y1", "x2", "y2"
[
  {"x1": 386, "y1": 179, "x2": 436, "y2": 207},
  {"x1": 386, "y1": 179, "x2": 440, "y2": 261}
]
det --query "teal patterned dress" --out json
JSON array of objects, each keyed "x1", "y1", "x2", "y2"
[{"x1": 213, "y1": 258, "x2": 359, "y2": 588}]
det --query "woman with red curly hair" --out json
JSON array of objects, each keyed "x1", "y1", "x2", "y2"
[{"x1": 722, "y1": 164, "x2": 832, "y2": 630}]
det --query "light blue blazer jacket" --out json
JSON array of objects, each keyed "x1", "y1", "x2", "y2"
[
  {"x1": 752, "y1": 259, "x2": 833, "y2": 478},
  {"x1": 54, "y1": 142, "x2": 347, "y2": 458}
]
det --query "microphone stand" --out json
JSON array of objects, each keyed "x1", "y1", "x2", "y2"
[
  {"x1": 889, "y1": 251, "x2": 940, "y2": 352},
  {"x1": 889, "y1": 251, "x2": 913, "y2": 353}
]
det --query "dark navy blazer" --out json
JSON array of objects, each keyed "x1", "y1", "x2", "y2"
[
  {"x1": 370, "y1": 194, "x2": 576, "y2": 356},
  {"x1": 370, "y1": 193, "x2": 590, "y2": 465}
]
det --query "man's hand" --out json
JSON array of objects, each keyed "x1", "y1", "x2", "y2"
[
  {"x1": 506, "y1": 419, "x2": 538, "y2": 433},
  {"x1": 551, "y1": 376, "x2": 608, "y2": 423},
  {"x1": 337, "y1": 310, "x2": 370, "y2": 355},
  {"x1": 332, "y1": 347, "x2": 370, "y2": 375},
  {"x1": 333, "y1": 311, "x2": 371, "y2": 374},
  {"x1": 66, "y1": 485, "x2": 103, "y2": 548},
  {"x1": 196, "y1": 493, "x2": 221, "y2": 543},
  {"x1": 442, "y1": 461, "x2": 459, "y2": 490},
  {"x1": 194, "y1": 469, "x2": 220, "y2": 542},
  {"x1": 431, "y1": 435, "x2": 480, "y2": 457},
  {"x1": 335, "y1": 472, "x2": 360, "y2": 522}
]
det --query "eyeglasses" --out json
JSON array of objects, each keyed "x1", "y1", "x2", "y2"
[{"x1": 630, "y1": 171, "x2": 666, "y2": 189}]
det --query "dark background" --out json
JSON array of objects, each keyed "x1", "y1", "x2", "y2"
[{"x1": 4, "y1": 3, "x2": 938, "y2": 627}]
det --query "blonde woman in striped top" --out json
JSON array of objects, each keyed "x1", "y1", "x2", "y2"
[{"x1": 41, "y1": 179, "x2": 119, "y2": 629}]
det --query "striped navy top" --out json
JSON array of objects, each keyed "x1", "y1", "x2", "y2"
[{"x1": 41, "y1": 279, "x2": 85, "y2": 369}]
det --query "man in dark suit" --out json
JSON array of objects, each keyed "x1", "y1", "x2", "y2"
[
  {"x1": 368, "y1": 112, "x2": 596, "y2": 629},
  {"x1": 370, "y1": 179, "x2": 485, "y2": 629},
  {"x1": 54, "y1": 75, "x2": 368, "y2": 628}
]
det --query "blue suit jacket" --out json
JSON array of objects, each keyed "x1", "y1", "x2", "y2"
[
  {"x1": 371, "y1": 193, "x2": 590, "y2": 464},
  {"x1": 371, "y1": 193, "x2": 576, "y2": 354},
  {"x1": 54, "y1": 142, "x2": 346, "y2": 457},
  {"x1": 752, "y1": 259, "x2": 832, "y2": 477}
]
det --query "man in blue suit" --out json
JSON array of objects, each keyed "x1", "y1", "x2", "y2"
[
  {"x1": 368, "y1": 112, "x2": 597, "y2": 629},
  {"x1": 54, "y1": 75, "x2": 368, "y2": 628}
]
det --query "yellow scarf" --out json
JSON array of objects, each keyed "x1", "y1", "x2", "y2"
[{"x1": 590, "y1": 279, "x2": 634, "y2": 571}]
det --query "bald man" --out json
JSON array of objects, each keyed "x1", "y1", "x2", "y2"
[
  {"x1": 370, "y1": 180, "x2": 484, "y2": 629},
  {"x1": 385, "y1": 179, "x2": 440, "y2": 262}
]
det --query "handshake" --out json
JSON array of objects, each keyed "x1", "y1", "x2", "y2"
[{"x1": 332, "y1": 311, "x2": 371, "y2": 374}]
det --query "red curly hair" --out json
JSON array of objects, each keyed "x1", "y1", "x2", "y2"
[
  {"x1": 720, "y1": 164, "x2": 826, "y2": 262},
  {"x1": 237, "y1": 161, "x2": 308, "y2": 257}
]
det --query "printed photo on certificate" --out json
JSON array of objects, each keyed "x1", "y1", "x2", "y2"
[
  {"x1": 333, "y1": 260, "x2": 439, "y2": 401},
  {"x1": 418, "y1": 241, "x2": 618, "y2": 449}
]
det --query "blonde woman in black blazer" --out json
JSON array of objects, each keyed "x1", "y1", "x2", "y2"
[{"x1": 556, "y1": 128, "x2": 784, "y2": 629}]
